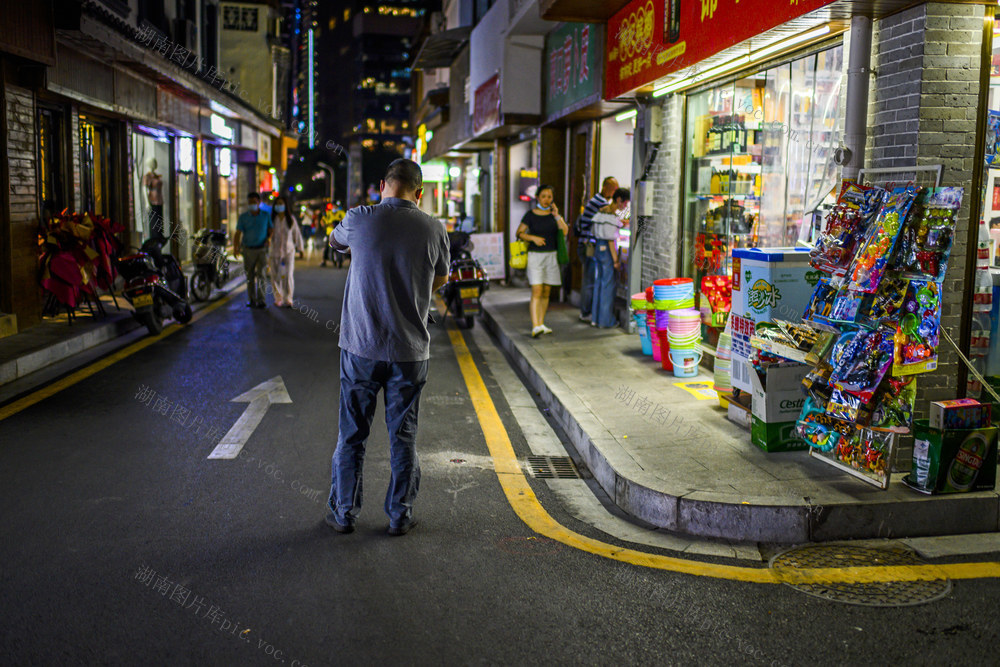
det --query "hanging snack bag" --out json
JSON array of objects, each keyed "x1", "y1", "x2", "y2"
[
  {"x1": 811, "y1": 181, "x2": 885, "y2": 277},
  {"x1": 797, "y1": 397, "x2": 855, "y2": 453},
  {"x1": 892, "y1": 279, "x2": 942, "y2": 375},
  {"x1": 870, "y1": 375, "x2": 917, "y2": 431},
  {"x1": 859, "y1": 275, "x2": 910, "y2": 326},
  {"x1": 899, "y1": 187, "x2": 963, "y2": 283},
  {"x1": 802, "y1": 276, "x2": 840, "y2": 330},
  {"x1": 848, "y1": 188, "x2": 918, "y2": 294},
  {"x1": 833, "y1": 325, "x2": 896, "y2": 402}
]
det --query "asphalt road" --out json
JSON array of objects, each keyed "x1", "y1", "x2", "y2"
[{"x1": 2, "y1": 257, "x2": 1000, "y2": 666}]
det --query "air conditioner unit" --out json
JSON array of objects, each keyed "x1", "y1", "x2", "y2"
[{"x1": 646, "y1": 106, "x2": 663, "y2": 143}]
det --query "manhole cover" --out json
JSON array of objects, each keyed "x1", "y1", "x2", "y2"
[
  {"x1": 525, "y1": 455, "x2": 580, "y2": 479},
  {"x1": 769, "y1": 544, "x2": 951, "y2": 607}
]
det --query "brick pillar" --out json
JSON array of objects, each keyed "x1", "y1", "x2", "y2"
[
  {"x1": 640, "y1": 94, "x2": 684, "y2": 288},
  {"x1": 4, "y1": 84, "x2": 42, "y2": 330},
  {"x1": 867, "y1": 2, "x2": 987, "y2": 408}
]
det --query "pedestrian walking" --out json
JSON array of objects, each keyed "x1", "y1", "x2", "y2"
[
  {"x1": 575, "y1": 176, "x2": 618, "y2": 323},
  {"x1": 232, "y1": 192, "x2": 272, "y2": 309},
  {"x1": 325, "y1": 159, "x2": 450, "y2": 536},
  {"x1": 268, "y1": 196, "x2": 305, "y2": 307},
  {"x1": 516, "y1": 184, "x2": 569, "y2": 338},
  {"x1": 589, "y1": 188, "x2": 630, "y2": 328}
]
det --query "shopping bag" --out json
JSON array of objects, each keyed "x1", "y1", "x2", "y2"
[
  {"x1": 556, "y1": 231, "x2": 569, "y2": 265},
  {"x1": 509, "y1": 241, "x2": 528, "y2": 269}
]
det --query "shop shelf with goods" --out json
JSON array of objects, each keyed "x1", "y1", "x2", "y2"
[
  {"x1": 793, "y1": 182, "x2": 990, "y2": 491},
  {"x1": 680, "y1": 45, "x2": 846, "y2": 354}
]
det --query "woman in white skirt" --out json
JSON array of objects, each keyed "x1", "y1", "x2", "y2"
[
  {"x1": 268, "y1": 196, "x2": 305, "y2": 307},
  {"x1": 515, "y1": 184, "x2": 568, "y2": 337}
]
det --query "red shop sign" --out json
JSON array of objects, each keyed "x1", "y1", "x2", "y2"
[
  {"x1": 605, "y1": 0, "x2": 837, "y2": 99},
  {"x1": 473, "y1": 73, "x2": 501, "y2": 136}
]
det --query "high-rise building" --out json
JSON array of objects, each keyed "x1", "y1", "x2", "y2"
[{"x1": 317, "y1": 1, "x2": 436, "y2": 205}]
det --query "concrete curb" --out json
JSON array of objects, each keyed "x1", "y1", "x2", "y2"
[
  {"x1": 0, "y1": 271, "x2": 246, "y2": 389},
  {"x1": 480, "y1": 296, "x2": 1000, "y2": 543}
]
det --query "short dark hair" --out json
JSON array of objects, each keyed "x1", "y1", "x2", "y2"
[
  {"x1": 384, "y1": 158, "x2": 422, "y2": 192},
  {"x1": 612, "y1": 187, "x2": 630, "y2": 203},
  {"x1": 248, "y1": 192, "x2": 261, "y2": 203}
]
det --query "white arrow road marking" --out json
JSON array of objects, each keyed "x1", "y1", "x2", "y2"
[{"x1": 207, "y1": 376, "x2": 292, "y2": 459}]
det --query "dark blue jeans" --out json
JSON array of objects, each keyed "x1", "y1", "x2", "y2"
[
  {"x1": 328, "y1": 349, "x2": 428, "y2": 526},
  {"x1": 578, "y1": 239, "x2": 595, "y2": 317},
  {"x1": 591, "y1": 243, "x2": 617, "y2": 328}
]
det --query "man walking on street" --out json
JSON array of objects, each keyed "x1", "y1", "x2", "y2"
[
  {"x1": 325, "y1": 159, "x2": 450, "y2": 536},
  {"x1": 575, "y1": 176, "x2": 618, "y2": 322},
  {"x1": 233, "y1": 192, "x2": 272, "y2": 308}
]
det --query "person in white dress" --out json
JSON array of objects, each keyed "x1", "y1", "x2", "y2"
[{"x1": 268, "y1": 196, "x2": 305, "y2": 307}]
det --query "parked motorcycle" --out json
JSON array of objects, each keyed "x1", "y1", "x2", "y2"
[
  {"x1": 439, "y1": 231, "x2": 489, "y2": 329},
  {"x1": 189, "y1": 229, "x2": 230, "y2": 301},
  {"x1": 117, "y1": 237, "x2": 192, "y2": 335}
]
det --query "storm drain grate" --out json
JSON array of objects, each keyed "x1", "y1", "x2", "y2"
[
  {"x1": 769, "y1": 544, "x2": 952, "y2": 607},
  {"x1": 526, "y1": 456, "x2": 580, "y2": 479}
]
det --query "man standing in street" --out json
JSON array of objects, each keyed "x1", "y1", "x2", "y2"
[
  {"x1": 232, "y1": 192, "x2": 272, "y2": 308},
  {"x1": 325, "y1": 159, "x2": 450, "y2": 536},
  {"x1": 575, "y1": 176, "x2": 618, "y2": 323}
]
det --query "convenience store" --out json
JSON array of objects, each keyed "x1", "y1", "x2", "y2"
[{"x1": 613, "y1": 0, "x2": 993, "y2": 409}]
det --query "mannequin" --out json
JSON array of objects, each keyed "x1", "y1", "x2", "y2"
[{"x1": 143, "y1": 158, "x2": 165, "y2": 239}]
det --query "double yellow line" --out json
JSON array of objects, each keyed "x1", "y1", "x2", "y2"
[{"x1": 444, "y1": 321, "x2": 1000, "y2": 585}]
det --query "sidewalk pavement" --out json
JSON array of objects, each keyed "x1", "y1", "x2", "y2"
[
  {"x1": 0, "y1": 260, "x2": 245, "y2": 389},
  {"x1": 480, "y1": 287, "x2": 1000, "y2": 544}
]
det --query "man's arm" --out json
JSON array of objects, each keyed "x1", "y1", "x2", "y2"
[
  {"x1": 432, "y1": 227, "x2": 451, "y2": 292},
  {"x1": 232, "y1": 229, "x2": 242, "y2": 258}
]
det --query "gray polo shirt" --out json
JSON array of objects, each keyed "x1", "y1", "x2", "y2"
[{"x1": 333, "y1": 197, "x2": 450, "y2": 362}]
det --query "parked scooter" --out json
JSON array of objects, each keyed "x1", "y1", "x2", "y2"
[
  {"x1": 117, "y1": 237, "x2": 192, "y2": 335},
  {"x1": 439, "y1": 231, "x2": 489, "y2": 329},
  {"x1": 189, "y1": 229, "x2": 230, "y2": 301}
]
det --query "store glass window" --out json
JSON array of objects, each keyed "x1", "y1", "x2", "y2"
[
  {"x1": 79, "y1": 117, "x2": 117, "y2": 218},
  {"x1": 682, "y1": 45, "x2": 844, "y2": 336},
  {"x1": 131, "y1": 128, "x2": 173, "y2": 242},
  {"x1": 37, "y1": 106, "x2": 67, "y2": 216}
]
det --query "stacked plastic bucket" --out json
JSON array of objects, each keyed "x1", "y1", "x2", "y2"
[
  {"x1": 667, "y1": 309, "x2": 702, "y2": 377},
  {"x1": 653, "y1": 279, "x2": 695, "y2": 372},
  {"x1": 630, "y1": 293, "x2": 652, "y2": 356},
  {"x1": 645, "y1": 287, "x2": 662, "y2": 363}
]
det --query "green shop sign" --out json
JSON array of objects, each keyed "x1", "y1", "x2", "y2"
[{"x1": 544, "y1": 22, "x2": 602, "y2": 123}]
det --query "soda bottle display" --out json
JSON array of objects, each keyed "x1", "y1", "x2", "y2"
[{"x1": 943, "y1": 432, "x2": 990, "y2": 492}]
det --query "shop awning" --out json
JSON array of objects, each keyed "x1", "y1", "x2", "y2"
[{"x1": 412, "y1": 27, "x2": 471, "y2": 70}]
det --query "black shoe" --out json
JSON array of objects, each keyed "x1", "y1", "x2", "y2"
[
  {"x1": 325, "y1": 513, "x2": 355, "y2": 534},
  {"x1": 254, "y1": 302, "x2": 267, "y2": 309},
  {"x1": 387, "y1": 518, "x2": 418, "y2": 536},
  {"x1": 246, "y1": 302, "x2": 255, "y2": 308}
]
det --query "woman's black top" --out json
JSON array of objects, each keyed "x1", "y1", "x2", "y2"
[{"x1": 520, "y1": 210, "x2": 558, "y2": 252}]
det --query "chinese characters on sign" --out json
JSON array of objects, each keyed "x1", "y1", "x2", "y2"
[
  {"x1": 544, "y1": 23, "x2": 601, "y2": 122},
  {"x1": 548, "y1": 26, "x2": 591, "y2": 94},
  {"x1": 605, "y1": 0, "x2": 838, "y2": 99},
  {"x1": 221, "y1": 5, "x2": 259, "y2": 31}
]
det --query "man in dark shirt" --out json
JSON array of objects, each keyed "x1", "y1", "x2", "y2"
[
  {"x1": 325, "y1": 159, "x2": 450, "y2": 536},
  {"x1": 576, "y1": 177, "x2": 618, "y2": 322}
]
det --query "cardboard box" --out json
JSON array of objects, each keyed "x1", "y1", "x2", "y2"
[
  {"x1": 750, "y1": 364, "x2": 809, "y2": 423},
  {"x1": 749, "y1": 363, "x2": 809, "y2": 452},
  {"x1": 929, "y1": 398, "x2": 991, "y2": 431},
  {"x1": 906, "y1": 420, "x2": 998, "y2": 494},
  {"x1": 730, "y1": 248, "x2": 816, "y2": 393},
  {"x1": 751, "y1": 417, "x2": 808, "y2": 452}
]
